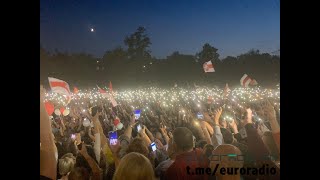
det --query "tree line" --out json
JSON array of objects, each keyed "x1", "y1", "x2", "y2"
[{"x1": 40, "y1": 26, "x2": 280, "y2": 89}]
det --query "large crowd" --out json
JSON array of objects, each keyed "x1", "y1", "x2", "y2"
[{"x1": 40, "y1": 85, "x2": 280, "y2": 180}]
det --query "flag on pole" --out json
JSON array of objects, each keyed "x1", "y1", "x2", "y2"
[
  {"x1": 97, "y1": 85, "x2": 118, "y2": 107},
  {"x1": 48, "y1": 77, "x2": 71, "y2": 102},
  {"x1": 203, "y1": 60, "x2": 215, "y2": 72},
  {"x1": 109, "y1": 81, "x2": 113, "y2": 92},
  {"x1": 240, "y1": 74, "x2": 258, "y2": 87}
]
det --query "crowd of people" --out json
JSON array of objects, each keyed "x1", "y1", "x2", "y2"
[{"x1": 40, "y1": 85, "x2": 280, "y2": 180}]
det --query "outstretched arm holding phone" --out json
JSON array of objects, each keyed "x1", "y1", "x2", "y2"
[
  {"x1": 139, "y1": 125, "x2": 152, "y2": 146},
  {"x1": 78, "y1": 143, "x2": 102, "y2": 180},
  {"x1": 200, "y1": 121, "x2": 213, "y2": 145},
  {"x1": 145, "y1": 127, "x2": 155, "y2": 142},
  {"x1": 123, "y1": 115, "x2": 136, "y2": 140},
  {"x1": 212, "y1": 107, "x2": 224, "y2": 147}
]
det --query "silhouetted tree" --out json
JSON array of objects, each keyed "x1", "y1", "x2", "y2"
[
  {"x1": 124, "y1": 26, "x2": 151, "y2": 59},
  {"x1": 197, "y1": 43, "x2": 220, "y2": 64}
]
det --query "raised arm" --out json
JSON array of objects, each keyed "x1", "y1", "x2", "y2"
[
  {"x1": 212, "y1": 107, "x2": 224, "y2": 147},
  {"x1": 40, "y1": 85, "x2": 57, "y2": 180},
  {"x1": 79, "y1": 143, "x2": 102, "y2": 180},
  {"x1": 92, "y1": 115, "x2": 108, "y2": 148},
  {"x1": 145, "y1": 127, "x2": 155, "y2": 142},
  {"x1": 200, "y1": 121, "x2": 213, "y2": 145},
  {"x1": 139, "y1": 125, "x2": 152, "y2": 145},
  {"x1": 243, "y1": 108, "x2": 270, "y2": 161},
  {"x1": 123, "y1": 115, "x2": 136, "y2": 140},
  {"x1": 159, "y1": 125, "x2": 170, "y2": 145},
  {"x1": 265, "y1": 102, "x2": 280, "y2": 153}
]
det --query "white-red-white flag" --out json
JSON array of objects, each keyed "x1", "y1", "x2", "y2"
[
  {"x1": 203, "y1": 60, "x2": 215, "y2": 72},
  {"x1": 240, "y1": 74, "x2": 258, "y2": 87},
  {"x1": 97, "y1": 86, "x2": 118, "y2": 107},
  {"x1": 48, "y1": 77, "x2": 71, "y2": 101}
]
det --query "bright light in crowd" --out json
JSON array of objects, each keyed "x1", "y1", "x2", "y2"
[
  {"x1": 90, "y1": 28, "x2": 94, "y2": 32},
  {"x1": 194, "y1": 121, "x2": 199, "y2": 126}
]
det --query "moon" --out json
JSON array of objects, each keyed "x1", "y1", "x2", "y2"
[{"x1": 90, "y1": 28, "x2": 95, "y2": 32}]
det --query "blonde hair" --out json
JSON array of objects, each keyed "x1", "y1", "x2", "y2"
[
  {"x1": 58, "y1": 153, "x2": 76, "y2": 176},
  {"x1": 126, "y1": 137, "x2": 149, "y2": 157},
  {"x1": 210, "y1": 144, "x2": 243, "y2": 177},
  {"x1": 113, "y1": 152, "x2": 155, "y2": 180}
]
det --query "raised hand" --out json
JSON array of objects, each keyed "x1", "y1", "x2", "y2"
[
  {"x1": 243, "y1": 108, "x2": 253, "y2": 125},
  {"x1": 214, "y1": 107, "x2": 223, "y2": 125},
  {"x1": 229, "y1": 119, "x2": 239, "y2": 134}
]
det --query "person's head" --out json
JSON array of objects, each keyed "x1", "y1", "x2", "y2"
[
  {"x1": 68, "y1": 167, "x2": 90, "y2": 180},
  {"x1": 172, "y1": 127, "x2": 194, "y2": 153},
  {"x1": 58, "y1": 153, "x2": 76, "y2": 176},
  {"x1": 155, "y1": 132, "x2": 163, "y2": 140},
  {"x1": 126, "y1": 137, "x2": 149, "y2": 157},
  {"x1": 220, "y1": 128, "x2": 234, "y2": 144},
  {"x1": 196, "y1": 140, "x2": 208, "y2": 149},
  {"x1": 203, "y1": 144, "x2": 214, "y2": 159},
  {"x1": 113, "y1": 152, "x2": 155, "y2": 180},
  {"x1": 210, "y1": 144, "x2": 243, "y2": 177}
]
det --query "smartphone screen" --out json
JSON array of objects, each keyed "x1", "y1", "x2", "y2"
[
  {"x1": 197, "y1": 112, "x2": 204, "y2": 119},
  {"x1": 134, "y1": 109, "x2": 141, "y2": 120},
  {"x1": 151, "y1": 142, "x2": 157, "y2": 151},
  {"x1": 109, "y1": 131, "x2": 118, "y2": 145},
  {"x1": 239, "y1": 128, "x2": 247, "y2": 138},
  {"x1": 137, "y1": 124, "x2": 142, "y2": 132},
  {"x1": 71, "y1": 134, "x2": 76, "y2": 140}
]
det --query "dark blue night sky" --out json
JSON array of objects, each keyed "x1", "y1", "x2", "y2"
[{"x1": 40, "y1": 0, "x2": 279, "y2": 59}]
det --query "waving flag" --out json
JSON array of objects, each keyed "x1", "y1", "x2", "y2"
[
  {"x1": 48, "y1": 77, "x2": 71, "y2": 102},
  {"x1": 97, "y1": 86, "x2": 118, "y2": 107},
  {"x1": 203, "y1": 60, "x2": 215, "y2": 72},
  {"x1": 240, "y1": 74, "x2": 258, "y2": 87}
]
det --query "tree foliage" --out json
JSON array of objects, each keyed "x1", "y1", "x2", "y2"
[
  {"x1": 40, "y1": 27, "x2": 279, "y2": 88},
  {"x1": 124, "y1": 26, "x2": 151, "y2": 59}
]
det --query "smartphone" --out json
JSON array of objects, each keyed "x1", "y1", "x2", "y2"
[
  {"x1": 134, "y1": 109, "x2": 141, "y2": 120},
  {"x1": 252, "y1": 112, "x2": 261, "y2": 122},
  {"x1": 151, "y1": 142, "x2": 157, "y2": 151},
  {"x1": 137, "y1": 124, "x2": 142, "y2": 132},
  {"x1": 109, "y1": 131, "x2": 118, "y2": 145},
  {"x1": 239, "y1": 128, "x2": 247, "y2": 138},
  {"x1": 197, "y1": 112, "x2": 204, "y2": 119},
  {"x1": 71, "y1": 134, "x2": 76, "y2": 140}
]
